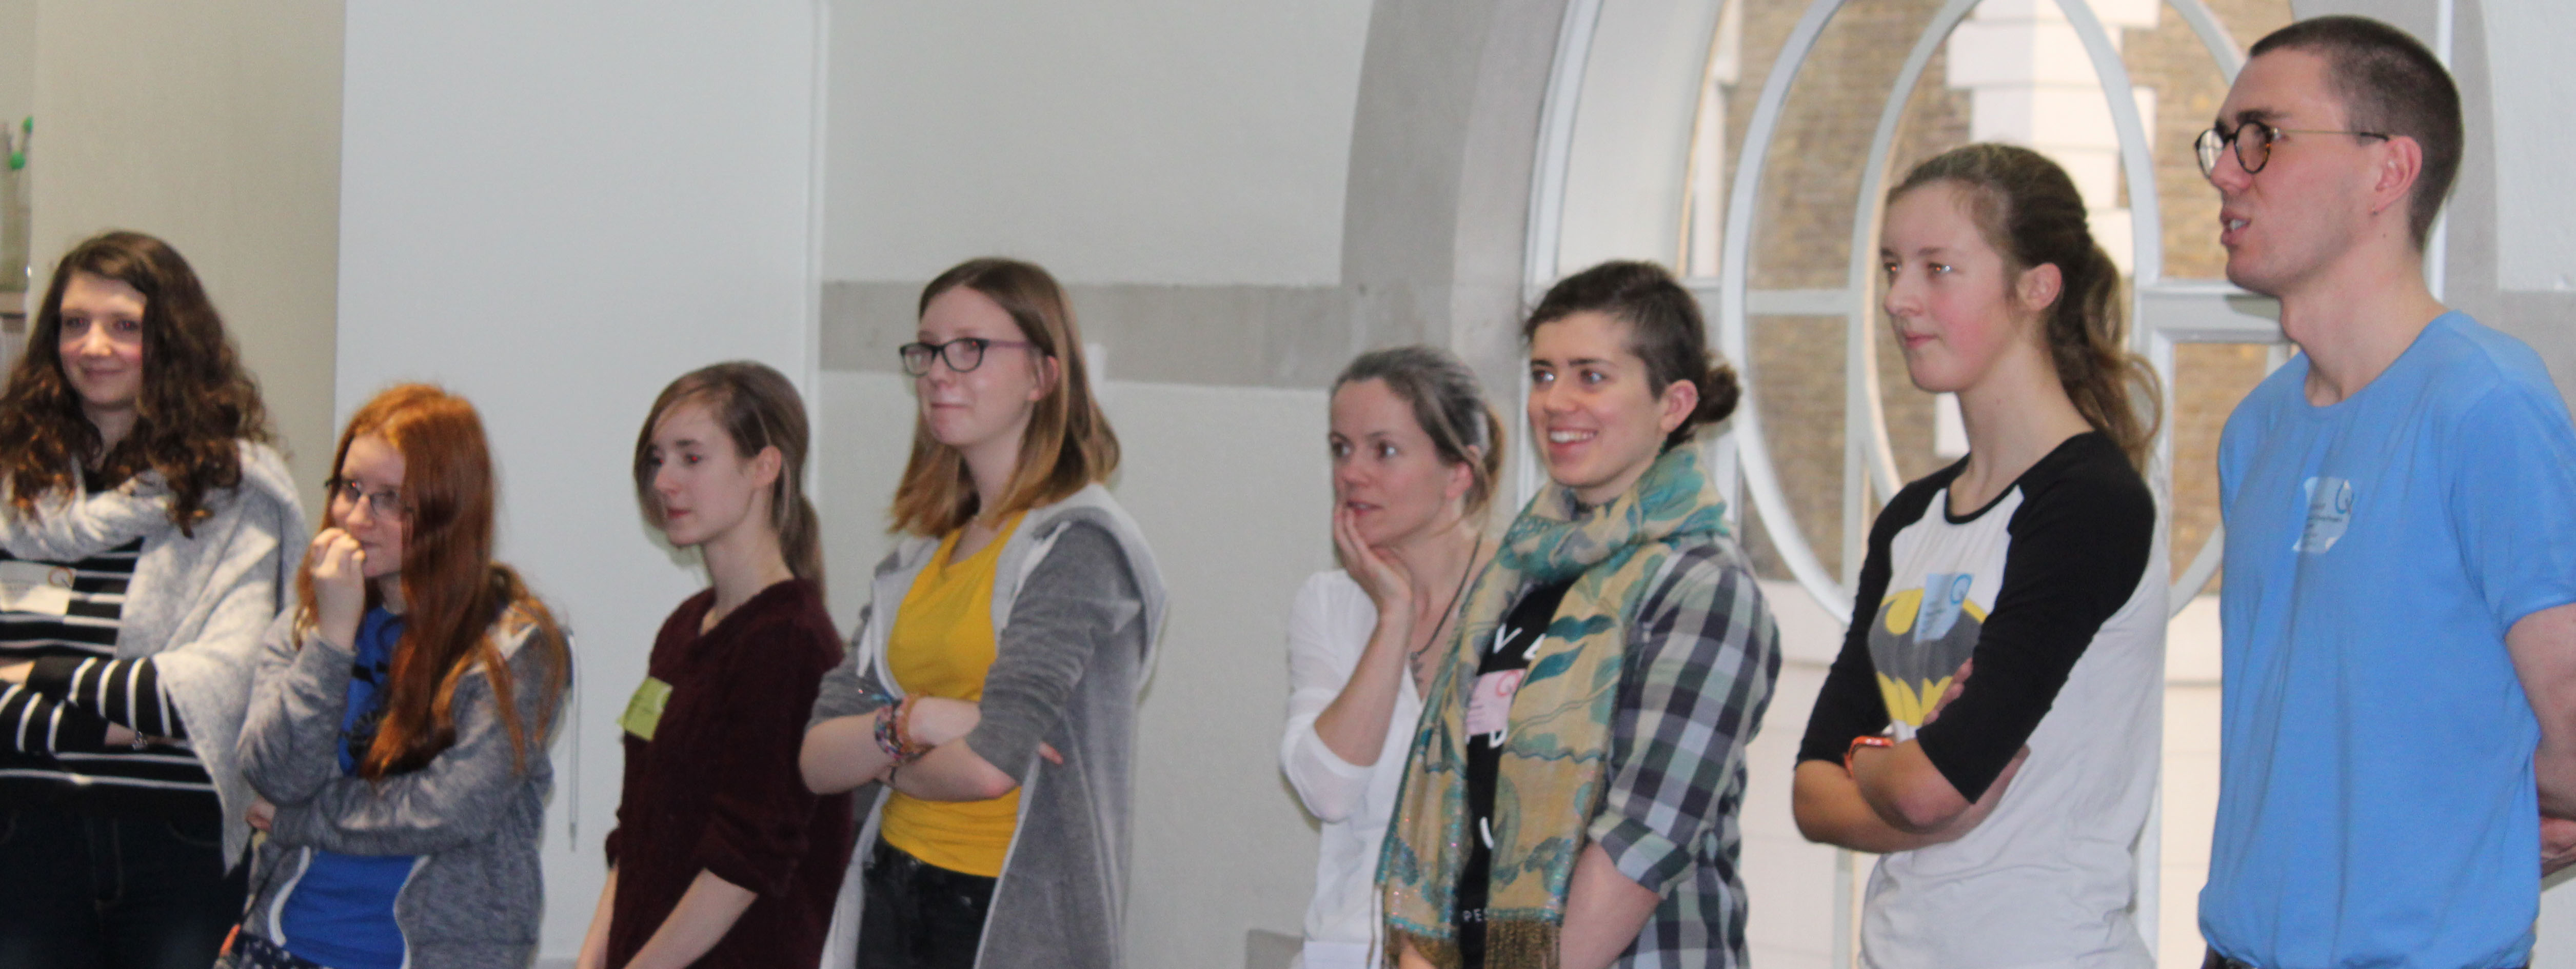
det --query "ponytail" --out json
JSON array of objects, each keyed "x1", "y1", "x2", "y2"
[
  {"x1": 1892, "y1": 144, "x2": 2163, "y2": 469},
  {"x1": 2048, "y1": 241, "x2": 2161, "y2": 469}
]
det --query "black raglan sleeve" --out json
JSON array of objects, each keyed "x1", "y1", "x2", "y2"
[{"x1": 1913, "y1": 445, "x2": 2154, "y2": 800}]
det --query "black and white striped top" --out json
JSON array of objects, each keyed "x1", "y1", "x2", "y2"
[{"x1": 0, "y1": 535, "x2": 219, "y2": 816}]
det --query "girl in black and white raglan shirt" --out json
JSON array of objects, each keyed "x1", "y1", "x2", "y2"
[{"x1": 1791, "y1": 144, "x2": 2165, "y2": 969}]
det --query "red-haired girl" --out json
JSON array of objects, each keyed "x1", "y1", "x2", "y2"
[{"x1": 235, "y1": 384, "x2": 570, "y2": 969}]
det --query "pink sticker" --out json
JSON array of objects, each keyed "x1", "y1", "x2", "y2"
[{"x1": 1465, "y1": 670, "x2": 1525, "y2": 737}]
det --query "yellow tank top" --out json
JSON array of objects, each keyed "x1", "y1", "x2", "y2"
[{"x1": 879, "y1": 513, "x2": 1024, "y2": 877}]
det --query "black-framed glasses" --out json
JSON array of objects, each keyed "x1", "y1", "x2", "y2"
[
  {"x1": 329, "y1": 479, "x2": 408, "y2": 520},
  {"x1": 898, "y1": 337, "x2": 1037, "y2": 376},
  {"x1": 2196, "y1": 120, "x2": 2390, "y2": 177}
]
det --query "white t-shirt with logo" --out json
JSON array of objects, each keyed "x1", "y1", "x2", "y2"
[{"x1": 1798, "y1": 432, "x2": 2166, "y2": 969}]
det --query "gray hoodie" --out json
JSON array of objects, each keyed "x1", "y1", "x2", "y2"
[
  {"x1": 236, "y1": 604, "x2": 568, "y2": 969},
  {"x1": 810, "y1": 483, "x2": 1167, "y2": 969},
  {"x1": 0, "y1": 441, "x2": 305, "y2": 863}
]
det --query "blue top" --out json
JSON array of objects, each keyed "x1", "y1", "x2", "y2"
[
  {"x1": 282, "y1": 607, "x2": 418, "y2": 969},
  {"x1": 2202, "y1": 312, "x2": 2576, "y2": 968}
]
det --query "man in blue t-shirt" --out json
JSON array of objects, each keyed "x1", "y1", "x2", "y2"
[{"x1": 2198, "y1": 15, "x2": 2576, "y2": 969}]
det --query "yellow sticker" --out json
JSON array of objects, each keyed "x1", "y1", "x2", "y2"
[{"x1": 620, "y1": 676, "x2": 673, "y2": 741}]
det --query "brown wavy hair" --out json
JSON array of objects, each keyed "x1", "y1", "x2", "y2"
[
  {"x1": 634, "y1": 361, "x2": 824, "y2": 593},
  {"x1": 888, "y1": 258, "x2": 1120, "y2": 536},
  {"x1": 1891, "y1": 143, "x2": 2164, "y2": 469},
  {"x1": 0, "y1": 231, "x2": 272, "y2": 532},
  {"x1": 297, "y1": 385, "x2": 566, "y2": 779}
]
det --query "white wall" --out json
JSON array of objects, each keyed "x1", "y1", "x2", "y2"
[
  {"x1": 334, "y1": 3, "x2": 820, "y2": 962},
  {"x1": 0, "y1": 0, "x2": 29, "y2": 145},
  {"x1": 1550, "y1": 0, "x2": 1726, "y2": 278},
  {"x1": 28, "y1": 0, "x2": 343, "y2": 513},
  {"x1": 2481, "y1": 0, "x2": 2576, "y2": 293},
  {"x1": 823, "y1": 1, "x2": 1373, "y2": 287}
]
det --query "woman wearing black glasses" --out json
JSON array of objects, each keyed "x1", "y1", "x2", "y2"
[{"x1": 800, "y1": 257, "x2": 1166, "y2": 969}]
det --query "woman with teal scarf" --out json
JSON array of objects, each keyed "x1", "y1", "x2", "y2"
[{"x1": 1383, "y1": 260, "x2": 1782, "y2": 969}]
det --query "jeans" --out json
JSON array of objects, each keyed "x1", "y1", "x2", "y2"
[
  {"x1": 857, "y1": 839, "x2": 996, "y2": 969},
  {"x1": 0, "y1": 803, "x2": 248, "y2": 969}
]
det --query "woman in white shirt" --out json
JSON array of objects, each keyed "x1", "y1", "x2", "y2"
[{"x1": 1282, "y1": 346, "x2": 1502, "y2": 969}]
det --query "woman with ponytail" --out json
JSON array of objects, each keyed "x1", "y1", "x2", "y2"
[
  {"x1": 235, "y1": 385, "x2": 570, "y2": 969},
  {"x1": 1281, "y1": 346, "x2": 1502, "y2": 969},
  {"x1": 800, "y1": 257, "x2": 1165, "y2": 969},
  {"x1": 1382, "y1": 259, "x2": 1781, "y2": 969},
  {"x1": 574, "y1": 361, "x2": 856, "y2": 969},
  {"x1": 1791, "y1": 142, "x2": 2166, "y2": 968}
]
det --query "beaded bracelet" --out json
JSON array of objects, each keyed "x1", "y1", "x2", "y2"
[
  {"x1": 874, "y1": 699, "x2": 913, "y2": 762},
  {"x1": 875, "y1": 696, "x2": 934, "y2": 765}
]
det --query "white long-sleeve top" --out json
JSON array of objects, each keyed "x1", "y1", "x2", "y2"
[{"x1": 1280, "y1": 570, "x2": 1423, "y2": 958}]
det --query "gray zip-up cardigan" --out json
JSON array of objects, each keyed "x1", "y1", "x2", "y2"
[
  {"x1": 810, "y1": 483, "x2": 1167, "y2": 969},
  {"x1": 0, "y1": 442, "x2": 304, "y2": 864},
  {"x1": 236, "y1": 603, "x2": 568, "y2": 969}
]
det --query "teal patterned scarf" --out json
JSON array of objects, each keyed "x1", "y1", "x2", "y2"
[{"x1": 1380, "y1": 445, "x2": 1728, "y2": 967}]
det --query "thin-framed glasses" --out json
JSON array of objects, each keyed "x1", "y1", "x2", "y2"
[
  {"x1": 330, "y1": 479, "x2": 408, "y2": 520},
  {"x1": 898, "y1": 336, "x2": 1037, "y2": 376},
  {"x1": 2196, "y1": 120, "x2": 2391, "y2": 177}
]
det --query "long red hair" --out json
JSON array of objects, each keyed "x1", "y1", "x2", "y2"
[{"x1": 297, "y1": 385, "x2": 566, "y2": 779}]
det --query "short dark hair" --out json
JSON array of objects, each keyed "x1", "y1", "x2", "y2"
[
  {"x1": 1521, "y1": 260, "x2": 1740, "y2": 451},
  {"x1": 2250, "y1": 15, "x2": 2461, "y2": 248}
]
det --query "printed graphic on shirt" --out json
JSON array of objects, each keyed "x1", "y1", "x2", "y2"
[
  {"x1": 1872, "y1": 573, "x2": 1987, "y2": 735},
  {"x1": 2296, "y1": 475, "x2": 2354, "y2": 554}
]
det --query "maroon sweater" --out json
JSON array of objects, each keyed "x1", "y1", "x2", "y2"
[{"x1": 603, "y1": 579, "x2": 855, "y2": 969}]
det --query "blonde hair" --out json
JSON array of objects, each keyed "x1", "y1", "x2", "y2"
[{"x1": 888, "y1": 258, "x2": 1120, "y2": 536}]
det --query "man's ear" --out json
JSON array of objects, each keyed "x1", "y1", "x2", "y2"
[{"x1": 2370, "y1": 134, "x2": 2425, "y2": 223}]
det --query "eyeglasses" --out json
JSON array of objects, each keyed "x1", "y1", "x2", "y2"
[
  {"x1": 2195, "y1": 120, "x2": 2390, "y2": 177},
  {"x1": 898, "y1": 337, "x2": 1037, "y2": 376},
  {"x1": 330, "y1": 480, "x2": 408, "y2": 520}
]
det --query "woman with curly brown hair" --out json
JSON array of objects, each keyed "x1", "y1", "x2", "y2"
[{"x1": 0, "y1": 231, "x2": 305, "y2": 969}]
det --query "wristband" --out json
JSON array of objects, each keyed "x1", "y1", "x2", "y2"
[
  {"x1": 875, "y1": 700, "x2": 926, "y2": 764},
  {"x1": 891, "y1": 696, "x2": 935, "y2": 764},
  {"x1": 1845, "y1": 734, "x2": 1895, "y2": 774}
]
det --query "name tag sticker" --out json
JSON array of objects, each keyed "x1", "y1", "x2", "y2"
[
  {"x1": 620, "y1": 676, "x2": 673, "y2": 741},
  {"x1": 0, "y1": 561, "x2": 75, "y2": 616},
  {"x1": 1465, "y1": 670, "x2": 1525, "y2": 739}
]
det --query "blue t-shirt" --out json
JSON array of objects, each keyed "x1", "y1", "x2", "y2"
[
  {"x1": 281, "y1": 607, "x2": 417, "y2": 969},
  {"x1": 2203, "y1": 312, "x2": 2576, "y2": 968}
]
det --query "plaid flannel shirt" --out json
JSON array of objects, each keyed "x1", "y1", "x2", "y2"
[{"x1": 1586, "y1": 538, "x2": 1781, "y2": 968}]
